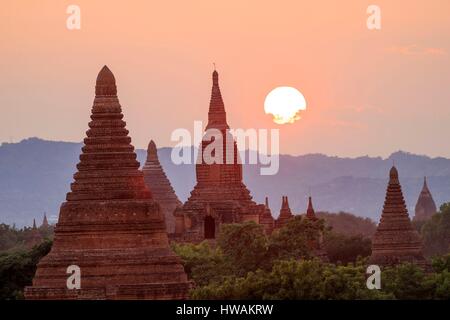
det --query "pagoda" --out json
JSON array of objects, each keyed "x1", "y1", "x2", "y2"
[
  {"x1": 142, "y1": 140, "x2": 182, "y2": 234},
  {"x1": 25, "y1": 66, "x2": 190, "y2": 300},
  {"x1": 41, "y1": 213, "x2": 50, "y2": 228},
  {"x1": 305, "y1": 196, "x2": 317, "y2": 220},
  {"x1": 26, "y1": 219, "x2": 43, "y2": 248},
  {"x1": 369, "y1": 166, "x2": 428, "y2": 268},
  {"x1": 174, "y1": 70, "x2": 265, "y2": 242},
  {"x1": 414, "y1": 177, "x2": 437, "y2": 222},
  {"x1": 275, "y1": 196, "x2": 293, "y2": 228},
  {"x1": 259, "y1": 197, "x2": 275, "y2": 235},
  {"x1": 303, "y1": 196, "x2": 328, "y2": 261}
]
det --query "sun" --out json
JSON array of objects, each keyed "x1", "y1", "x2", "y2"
[{"x1": 264, "y1": 86, "x2": 307, "y2": 124}]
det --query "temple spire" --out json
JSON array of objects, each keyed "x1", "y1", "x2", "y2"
[
  {"x1": 32, "y1": 219, "x2": 37, "y2": 230},
  {"x1": 265, "y1": 196, "x2": 269, "y2": 208},
  {"x1": 370, "y1": 165, "x2": 428, "y2": 268},
  {"x1": 306, "y1": 196, "x2": 317, "y2": 220},
  {"x1": 206, "y1": 69, "x2": 229, "y2": 130},
  {"x1": 414, "y1": 175, "x2": 437, "y2": 221},
  {"x1": 276, "y1": 195, "x2": 293, "y2": 228},
  {"x1": 42, "y1": 213, "x2": 49, "y2": 228},
  {"x1": 95, "y1": 65, "x2": 117, "y2": 96},
  {"x1": 147, "y1": 140, "x2": 158, "y2": 161}
]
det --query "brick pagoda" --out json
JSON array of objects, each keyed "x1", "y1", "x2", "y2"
[
  {"x1": 174, "y1": 70, "x2": 265, "y2": 241},
  {"x1": 142, "y1": 140, "x2": 182, "y2": 234},
  {"x1": 25, "y1": 66, "x2": 190, "y2": 300},
  {"x1": 275, "y1": 196, "x2": 294, "y2": 228},
  {"x1": 414, "y1": 177, "x2": 437, "y2": 222},
  {"x1": 259, "y1": 197, "x2": 275, "y2": 235},
  {"x1": 370, "y1": 166, "x2": 428, "y2": 268},
  {"x1": 303, "y1": 196, "x2": 328, "y2": 261}
]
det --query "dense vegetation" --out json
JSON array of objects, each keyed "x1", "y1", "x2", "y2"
[
  {"x1": 0, "y1": 208, "x2": 449, "y2": 300},
  {"x1": 0, "y1": 240, "x2": 52, "y2": 299},
  {"x1": 420, "y1": 203, "x2": 450, "y2": 257},
  {"x1": 316, "y1": 211, "x2": 377, "y2": 237},
  {"x1": 173, "y1": 211, "x2": 450, "y2": 300},
  {"x1": 0, "y1": 223, "x2": 53, "y2": 252}
]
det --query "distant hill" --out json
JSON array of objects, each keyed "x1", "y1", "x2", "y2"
[{"x1": 1, "y1": 138, "x2": 450, "y2": 227}]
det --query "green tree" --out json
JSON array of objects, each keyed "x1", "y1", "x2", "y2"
[
  {"x1": 421, "y1": 203, "x2": 450, "y2": 257},
  {"x1": 268, "y1": 216, "x2": 324, "y2": 262},
  {"x1": 324, "y1": 233, "x2": 372, "y2": 264},
  {"x1": 382, "y1": 263, "x2": 434, "y2": 300},
  {"x1": 217, "y1": 222, "x2": 269, "y2": 276},
  {"x1": 0, "y1": 239, "x2": 52, "y2": 299},
  {"x1": 191, "y1": 259, "x2": 390, "y2": 300},
  {"x1": 171, "y1": 241, "x2": 231, "y2": 286}
]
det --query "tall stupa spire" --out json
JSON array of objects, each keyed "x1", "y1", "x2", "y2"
[
  {"x1": 306, "y1": 196, "x2": 317, "y2": 220},
  {"x1": 175, "y1": 69, "x2": 264, "y2": 241},
  {"x1": 370, "y1": 166, "x2": 428, "y2": 268},
  {"x1": 206, "y1": 69, "x2": 229, "y2": 130}
]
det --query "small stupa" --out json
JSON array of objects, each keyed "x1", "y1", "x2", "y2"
[{"x1": 414, "y1": 177, "x2": 437, "y2": 222}]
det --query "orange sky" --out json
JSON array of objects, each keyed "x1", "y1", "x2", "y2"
[{"x1": 1, "y1": 0, "x2": 449, "y2": 157}]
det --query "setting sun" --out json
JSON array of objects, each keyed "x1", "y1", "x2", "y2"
[{"x1": 264, "y1": 87, "x2": 307, "y2": 124}]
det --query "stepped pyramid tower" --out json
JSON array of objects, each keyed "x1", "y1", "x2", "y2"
[
  {"x1": 370, "y1": 166, "x2": 428, "y2": 268},
  {"x1": 414, "y1": 177, "x2": 437, "y2": 222},
  {"x1": 174, "y1": 70, "x2": 265, "y2": 242},
  {"x1": 259, "y1": 197, "x2": 275, "y2": 235},
  {"x1": 275, "y1": 196, "x2": 293, "y2": 228},
  {"x1": 142, "y1": 140, "x2": 182, "y2": 234},
  {"x1": 25, "y1": 66, "x2": 190, "y2": 300}
]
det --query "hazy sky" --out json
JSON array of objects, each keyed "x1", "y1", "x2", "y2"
[{"x1": 1, "y1": 0, "x2": 449, "y2": 157}]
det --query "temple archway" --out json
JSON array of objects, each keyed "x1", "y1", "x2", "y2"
[{"x1": 204, "y1": 216, "x2": 215, "y2": 239}]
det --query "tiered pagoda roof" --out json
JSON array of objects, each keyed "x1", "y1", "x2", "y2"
[
  {"x1": 143, "y1": 140, "x2": 182, "y2": 234},
  {"x1": 370, "y1": 166, "x2": 428, "y2": 268},
  {"x1": 25, "y1": 66, "x2": 190, "y2": 300}
]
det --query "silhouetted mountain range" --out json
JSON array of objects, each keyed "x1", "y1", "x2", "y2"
[{"x1": 1, "y1": 138, "x2": 449, "y2": 227}]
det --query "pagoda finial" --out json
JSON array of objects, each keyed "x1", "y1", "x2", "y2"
[
  {"x1": 212, "y1": 68, "x2": 219, "y2": 86},
  {"x1": 206, "y1": 68, "x2": 229, "y2": 130},
  {"x1": 389, "y1": 165, "x2": 399, "y2": 183},
  {"x1": 265, "y1": 196, "x2": 269, "y2": 208},
  {"x1": 95, "y1": 65, "x2": 117, "y2": 96},
  {"x1": 147, "y1": 140, "x2": 158, "y2": 159},
  {"x1": 32, "y1": 219, "x2": 37, "y2": 230}
]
